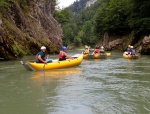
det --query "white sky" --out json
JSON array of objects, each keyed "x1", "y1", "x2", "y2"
[{"x1": 57, "y1": 0, "x2": 77, "y2": 9}]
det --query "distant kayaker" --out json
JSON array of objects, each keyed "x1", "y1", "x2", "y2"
[
  {"x1": 59, "y1": 46, "x2": 74, "y2": 61},
  {"x1": 100, "y1": 46, "x2": 105, "y2": 54},
  {"x1": 93, "y1": 46, "x2": 100, "y2": 54},
  {"x1": 126, "y1": 45, "x2": 131, "y2": 55},
  {"x1": 130, "y1": 46, "x2": 136, "y2": 55},
  {"x1": 36, "y1": 46, "x2": 49, "y2": 63},
  {"x1": 83, "y1": 45, "x2": 90, "y2": 54}
]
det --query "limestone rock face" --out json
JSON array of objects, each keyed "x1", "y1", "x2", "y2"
[
  {"x1": 99, "y1": 33, "x2": 125, "y2": 51},
  {"x1": 99, "y1": 33, "x2": 150, "y2": 55},
  {"x1": 140, "y1": 36, "x2": 150, "y2": 54},
  {"x1": 86, "y1": 0, "x2": 97, "y2": 8},
  {"x1": 35, "y1": 0, "x2": 55, "y2": 17},
  {"x1": 0, "y1": 0, "x2": 62, "y2": 60}
]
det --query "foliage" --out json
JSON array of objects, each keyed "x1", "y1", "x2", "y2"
[
  {"x1": 0, "y1": 0, "x2": 29, "y2": 15},
  {"x1": 0, "y1": 0, "x2": 10, "y2": 14},
  {"x1": 54, "y1": 0, "x2": 101, "y2": 47},
  {"x1": 57, "y1": 0, "x2": 150, "y2": 47},
  {"x1": 54, "y1": 8, "x2": 72, "y2": 24},
  {"x1": 94, "y1": 0, "x2": 150, "y2": 38},
  {"x1": 69, "y1": 0, "x2": 89, "y2": 14},
  {"x1": 68, "y1": 0, "x2": 101, "y2": 46},
  {"x1": 126, "y1": 0, "x2": 150, "y2": 36},
  {"x1": 18, "y1": 0, "x2": 28, "y2": 11},
  {"x1": 54, "y1": 8, "x2": 80, "y2": 46},
  {"x1": 94, "y1": 0, "x2": 131, "y2": 37}
]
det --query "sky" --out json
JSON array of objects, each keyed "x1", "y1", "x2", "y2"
[{"x1": 57, "y1": 0, "x2": 77, "y2": 9}]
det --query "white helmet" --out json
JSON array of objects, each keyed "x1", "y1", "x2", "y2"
[
  {"x1": 124, "y1": 52, "x2": 128, "y2": 54},
  {"x1": 130, "y1": 46, "x2": 133, "y2": 48},
  {"x1": 41, "y1": 46, "x2": 46, "y2": 50},
  {"x1": 101, "y1": 46, "x2": 104, "y2": 49}
]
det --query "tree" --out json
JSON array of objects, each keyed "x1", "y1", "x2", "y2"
[
  {"x1": 127, "y1": 0, "x2": 150, "y2": 36},
  {"x1": 0, "y1": 0, "x2": 10, "y2": 14},
  {"x1": 94, "y1": 0, "x2": 131, "y2": 37}
]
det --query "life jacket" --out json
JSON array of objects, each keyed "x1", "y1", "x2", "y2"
[
  {"x1": 59, "y1": 51, "x2": 66, "y2": 61},
  {"x1": 84, "y1": 49, "x2": 89, "y2": 54},
  {"x1": 100, "y1": 49, "x2": 104, "y2": 53},
  {"x1": 126, "y1": 48, "x2": 130, "y2": 54},
  {"x1": 130, "y1": 49, "x2": 135, "y2": 55},
  {"x1": 94, "y1": 49, "x2": 100, "y2": 53}
]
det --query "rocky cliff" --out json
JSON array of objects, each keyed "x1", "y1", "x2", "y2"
[
  {"x1": 99, "y1": 33, "x2": 150, "y2": 55},
  {"x1": 86, "y1": 0, "x2": 97, "y2": 8},
  {"x1": 0, "y1": 0, "x2": 62, "y2": 60}
]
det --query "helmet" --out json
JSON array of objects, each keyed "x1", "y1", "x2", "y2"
[
  {"x1": 62, "y1": 46, "x2": 67, "y2": 50},
  {"x1": 130, "y1": 46, "x2": 133, "y2": 48},
  {"x1": 128, "y1": 45, "x2": 131, "y2": 48},
  {"x1": 101, "y1": 46, "x2": 104, "y2": 49},
  {"x1": 85, "y1": 45, "x2": 88, "y2": 49},
  {"x1": 41, "y1": 46, "x2": 46, "y2": 50},
  {"x1": 124, "y1": 52, "x2": 128, "y2": 54}
]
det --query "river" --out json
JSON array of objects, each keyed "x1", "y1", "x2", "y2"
[{"x1": 0, "y1": 50, "x2": 150, "y2": 114}]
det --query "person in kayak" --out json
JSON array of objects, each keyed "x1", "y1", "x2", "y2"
[
  {"x1": 59, "y1": 46, "x2": 74, "y2": 61},
  {"x1": 36, "y1": 46, "x2": 49, "y2": 63},
  {"x1": 83, "y1": 45, "x2": 90, "y2": 54},
  {"x1": 100, "y1": 46, "x2": 105, "y2": 54},
  {"x1": 126, "y1": 45, "x2": 131, "y2": 55},
  {"x1": 93, "y1": 46, "x2": 100, "y2": 54},
  {"x1": 129, "y1": 46, "x2": 136, "y2": 55}
]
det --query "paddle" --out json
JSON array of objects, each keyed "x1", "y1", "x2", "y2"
[
  {"x1": 72, "y1": 54, "x2": 81, "y2": 59},
  {"x1": 41, "y1": 64, "x2": 45, "y2": 72}
]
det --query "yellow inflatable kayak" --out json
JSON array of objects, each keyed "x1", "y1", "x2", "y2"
[
  {"x1": 21, "y1": 54, "x2": 83, "y2": 71},
  {"x1": 83, "y1": 53, "x2": 110, "y2": 59},
  {"x1": 83, "y1": 54, "x2": 89, "y2": 59},
  {"x1": 123, "y1": 53, "x2": 140, "y2": 59}
]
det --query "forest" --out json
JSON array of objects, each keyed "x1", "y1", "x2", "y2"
[
  {"x1": 0, "y1": 0, "x2": 149, "y2": 59},
  {"x1": 55, "y1": 0, "x2": 150, "y2": 47}
]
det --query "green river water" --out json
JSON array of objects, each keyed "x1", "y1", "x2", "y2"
[{"x1": 0, "y1": 50, "x2": 150, "y2": 114}]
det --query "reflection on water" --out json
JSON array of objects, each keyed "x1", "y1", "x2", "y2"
[
  {"x1": 0, "y1": 51, "x2": 150, "y2": 114},
  {"x1": 31, "y1": 68, "x2": 82, "y2": 82}
]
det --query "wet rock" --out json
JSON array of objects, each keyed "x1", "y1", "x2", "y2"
[
  {"x1": 141, "y1": 36, "x2": 150, "y2": 55},
  {"x1": 108, "y1": 39, "x2": 124, "y2": 50},
  {"x1": 142, "y1": 36, "x2": 150, "y2": 45}
]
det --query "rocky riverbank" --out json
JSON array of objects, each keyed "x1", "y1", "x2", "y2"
[
  {"x1": 0, "y1": 0, "x2": 62, "y2": 60},
  {"x1": 99, "y1": 33, "x2": 150, "y2": 55}
]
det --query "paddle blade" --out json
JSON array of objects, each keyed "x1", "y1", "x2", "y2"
[
  {"x1": 41, "y1": 68, "x2": 44, "y2": 72},
  {"x1": 41, "y1": 64, "x2": 45, "y2": 72}
]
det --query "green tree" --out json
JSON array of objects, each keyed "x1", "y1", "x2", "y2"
[
  {"x1": 0, "y1": 0, "x2": 10, "y2": 14},
  {"x1": 73, "y1": 36, "x2": 82, "y2": 46},
  {"x1": 54, "y1": 8, "x2": 72, "y2": 24},
  {"x1": 54, "y1": 8, "x2": 81, "y2": 46},
  {"x1": 127, "y1": 0, "x2": 150, "y2": 36},
  {"x1": 94, "y1": 0, "x2": 131, "y2": 37}
]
